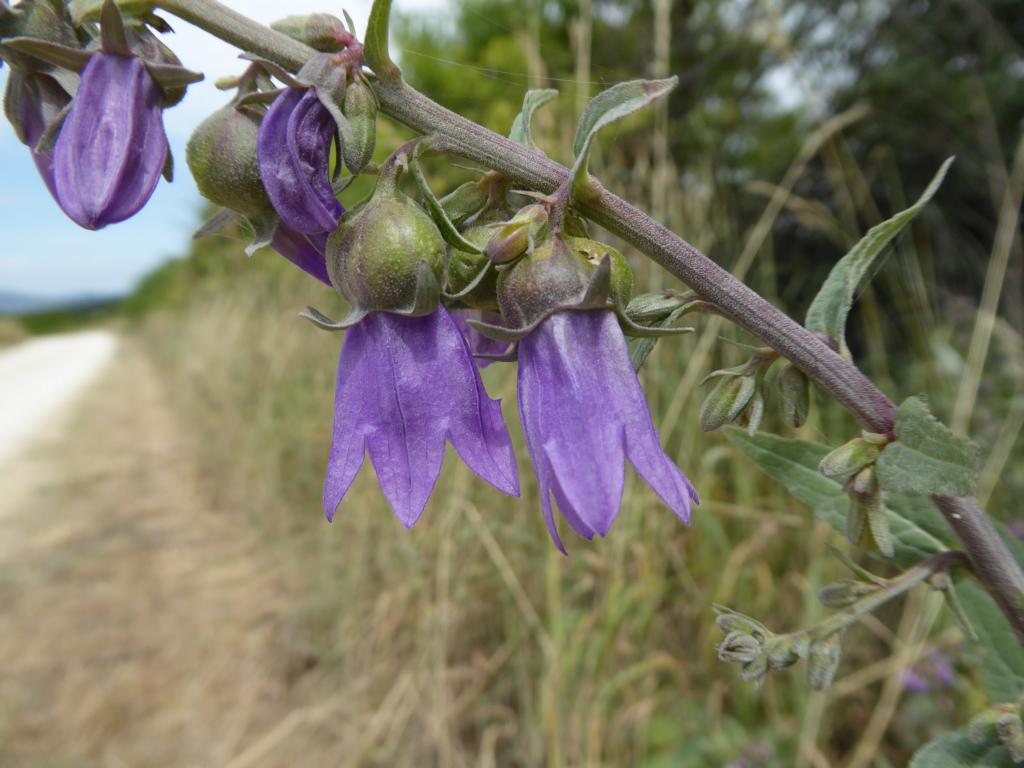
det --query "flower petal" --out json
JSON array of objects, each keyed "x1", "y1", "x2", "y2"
[
  {"x1": 324, "y1": 308, "x2": 518, "y2": 527},
  {"x1": 258, "y1": 88, "x2": 343, "y2": 235},
  {"x1": 271, "y1": 224, "x2": 331, "y2": 285},
  {"x1": 53, "y1": 54, "x2": 166, "y2": 230},
  {"x1": 451, "y1": 309, "x2": 513, "y2": 367},
  {"x1": 518, "y1": 310, "x2": 696, "y2": 546}
]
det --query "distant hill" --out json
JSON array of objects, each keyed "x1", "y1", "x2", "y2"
[{"x1": 0, "y1": 291, "x2": 121, "y2": 317}]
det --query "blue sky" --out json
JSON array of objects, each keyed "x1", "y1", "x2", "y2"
[{"x1": 0, "y1": 0, "x2": 443, "y2": 299}]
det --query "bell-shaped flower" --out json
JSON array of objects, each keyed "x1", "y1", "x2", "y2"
[
  {"x1": 53, "y1": 52, "x2": 167, "y2": 229},
  {"x1": 518, "y1": 310, "x2": 697, "y2": 551},
  {"x1": 258, "y1": 87, "x2": 343, "y2": 234},
  {"x1": 324, "y1": 307, "x2": 519, "y2": 526}
]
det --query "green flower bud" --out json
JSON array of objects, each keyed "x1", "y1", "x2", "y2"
[
  {"x1": 764, "y1": 634, "x2": 803, "y2": 671},
  {"x1": 778, "y1": 363, "x2": 810, "y2": 428},
  {"x1": 739, "y1": 655, "x2": 769, "y2": 684},
  {"x1": 341, "y1": 77, "x2": 377, "y2": 174},
  {"x1": 486, "y1": 204, "x2": 549, "y2": 264},
  {"x1": 186, "y1": 105, "x2": 273, "y2": 219},
  {"x1": 699, "y1": 374, "x2": 757, "y2": 432},
  {"x1": 734, "y1": 388, "x2": 765, "y2": 436},
  {"x1": 998, "y1": 711, "x2": 1024, "y2": 763},
  {"x1": 446, "y1": 224, "x2": 500, "y2": 310},
  {"x1": 845, "y1": 467, "x2": 892, "y2": 556},
  {"x1": 440, "y1": 178, "x2": 490, "y2": 228},
  {"x1": 818, "y1": 579, "x2": 879, "y2": 609},
  {"x1": 806, "y1": 633, "x2": 842, "y2": 691},
  {"x1": 270, "y1": 13, "x2": 347, "y2": 52},
  {"x1": 717, "y1": 631, "x2": 762, "y2": 664},
  {"x1": 625, "y1": 291, "x2": 692, "y2": 324},
  {"x1": 496, "y1": 235, "x2": 591, "y2": 328},
  {"x1": 819, "y1": 436, "x2": 882, "y2": 480},
  {"x1": 969, "y1": 705, "x2": 1015, "y2": 743},
  {"x1": 326, "y1": 175, "x2": 445, "y2": 315}
]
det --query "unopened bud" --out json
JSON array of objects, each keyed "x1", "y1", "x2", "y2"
[
  {"x1": 819, "y1": 436, "x2": 882, "y2": 480},
  {"x1": 778, "y1": 363, "x2": 810, "y2": 428},
  {"x1": 717, "y1": 631, "x2": 762, "y2": 664},
  {"x1": 735, "y1": 388, "x2": 765, "y2": 436},
  {"x1": 187, "y1": 105, "x2": 273, "y2": 219},
  {"x1": 998, "y1": 711, "x2": 1024, "y2": 763},
  {"x1": 818, "y1": 579, "x2": 878, "y2": 609},
  {"x1": 970, "y1": 705, "x2": 1015, "y2": 743},
  {"x1": 714, "y1": 608, "x2": 770, "y2": 641},
  {"x1": 700, "y1": 374, "x2": 757, "y2": 433},
  {"x1": 764, "y1": 634, "x2": 804, "y2": 672},
  {"x1": 739, "y1": 655, "x2": 769, "y2": 684},
  {"x1": 341, "y1": 77, "x2": 377, "y2": 174},
  {"x1": 440, "y1": 179, "x2": 489, "y2": 228},
  {"x1": 845, "y1": 467, "x2": 893, "y2": 556},
  {"x1": 806, "y1": 633, "x2": 842, "y2": 691},
  {"x1": 486, "y1": 204, "x2": 549, "y2": 264},
  {"x1": 270, "y1": 14, "x2": 348, "y2": 52},
  {"x1": 447, "y1": 224, "x2": 501, "y2": 310},
  {"x1": 625, "y1": 291, "x2": 690, "y2": 324}
]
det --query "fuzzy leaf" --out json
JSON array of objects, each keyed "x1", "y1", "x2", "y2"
[
  {"x1": 956, "y1": 580, "x2": 1024, "y2": 704},
  {"x1": 569, "y1": 78, "x2": 677, "y2": 197},
  {"x1": 364, "y1": 0, "x2": 399, "y2": 81},
  {"x1": 910, "y1": 726, "x2": 1016, "y2": 768},
  {"x1": 805, "y1": 157, "x2": 953, "y2": 355},
  {"x1": 410, "y1": 145, "x2": 482, "y2": 254},
  {"x1": 509, "y1": 88, "x2": 557, "y2": 150},
  {"x1": 876, "y1": 397, "x2": 979, "y2": 497},
  {"x1": 725, "y1": 430, "x2": 954, "y2": 567}
]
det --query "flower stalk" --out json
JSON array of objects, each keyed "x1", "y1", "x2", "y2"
[{"x1": 151, "y1": 0, "x2": 1024, "y2": 646}]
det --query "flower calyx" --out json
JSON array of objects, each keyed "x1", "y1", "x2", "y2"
[{"x1": 307, "y1": 145, "x2": 446, "y2": 329}]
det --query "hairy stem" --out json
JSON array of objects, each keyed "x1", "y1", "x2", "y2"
[{"x1": 154, "y1": 0, "x2": 1024, "y2": 645}]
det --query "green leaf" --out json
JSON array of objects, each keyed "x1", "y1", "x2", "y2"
[
  {"x1": 910, "y1": 726, "x2": 1015, "y2": 767},
  {"x1": 409, "y1": 143, "x2": 483, "y2": 254},
  {"x1": 957, "y1": 580, "x2": 1024, "y2": 704},
  {"x1": 568, "y1": 78, "x2": 677, "y2": 197},
  {"x1": 509, "y1": 89, "x2": 557, "y2": 150},
  {"x1": 364, "y1": 0, "x2": 399, "y2": 81},
  {"x1": 725, "y1": 430, "x2": 953, "y2": 567},
  {"x1": 876, "y1": 396, "x2": 979, "y2": 497},
  {"x1": 805, "y1": 157, "x2": 954, "y2": 355}
]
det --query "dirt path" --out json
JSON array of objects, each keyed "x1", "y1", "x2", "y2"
[{"x1": 0, "y1": 338, "x2": 302, "y2": 767}]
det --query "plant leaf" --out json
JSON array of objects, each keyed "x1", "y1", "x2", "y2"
[
  {"x1": 410, "y1": 143, "x2": 483, "y2": 254},
  {"x1": 805, "y1": 157, "x2": 954, "y2": 355},
  {"x1": 364, "y1": 0, "x2": 399, "y2": 81},
  {"x1": 568, "y1": 78, "x2": 677, "y2": 198},
  {"x1": 910, "y1": 726, "x2": 1015, "y2": 767},
  {"x1": 725, "y1": 429, "x2": 954, "y2": 567},
  {"x1": 956, "y1": 580, "x2": 1024, "y2": 704},
  {"x1": 876, "y1": 396, "x2": 979, "y2": 497},
  {"x1": 509, "y1": 88, "x2": 557, "y2": 150}
]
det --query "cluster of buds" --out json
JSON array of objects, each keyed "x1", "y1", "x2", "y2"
[
  {"x1": 1, "y1": 0, "x2": 201, "y2": 229},
  {"x1": 699, "y1": 349, "x2": 811, "y2": 435},
  {"x1": 969, "y1": 703, "x2": 1024, "y2": 762},
  {"x1": 714, "y1": 606, "x2": 843, "y2": 691},
  {"x1": 819, "y1": 431, "x2": 893, "y2": 556}
]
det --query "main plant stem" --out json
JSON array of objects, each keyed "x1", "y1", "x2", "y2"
[{"x1": 157, "y1": 0, "x2": 1024, "y2": 644}]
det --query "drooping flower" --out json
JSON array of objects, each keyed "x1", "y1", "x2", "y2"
[
  {"x1": 318, "y1": 146, "x2": 519, "y2": 525},
  {"x1": 518, "y1": 310, "x2": 697, "y2": 550},
  {"x1": 257, "y1": 86, "x2": 344, "y2": 235},
  {"x1": 324, "y1": 307, "x2": 519, "y2": 526},
  {"x1": 53, "y1": 52, "x2": 167, "y2": 229}
]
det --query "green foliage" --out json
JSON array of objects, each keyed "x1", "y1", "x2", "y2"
[
  {"x1": 957, "y1": 581, "x2": 1024, "y2": 705},
  {"x1": 876, "y1": 397, "x2": 980, "y2": 497},
  {"x1": 508, "y1": 88, "x2": 556, "y2": 149},
  {"x1": 364, "y1": 0, "x2": 398, "y2": 80},
  {"x1": 804, "y1": 158, "x2": 953, "y2": 355},
  {"x1": 910, "y1": 726, "x2": 1017, "y2": 767},
  {"x1": 724, "y1": 429, "x2": 955, "y2": 567}
]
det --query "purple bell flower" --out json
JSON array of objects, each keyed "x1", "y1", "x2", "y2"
[
  {"x1": 517, "y1": 310, "x2": 697, "y2": 551},
  {"x1": 6, "y1": 70, "x2": 69, "y2": 201},
  {"x1": 53, "y1": 53, "x2": 167, "y2": 230},
  {"x1": 324, "y1": 307, "x2": 519, "y2": 527},
  {"x1": 258, "y1": 88, "x2": 344, "y2": 235},
  {"x1": 271, "y1": 224, "x2": 331, "y2": 286}
]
